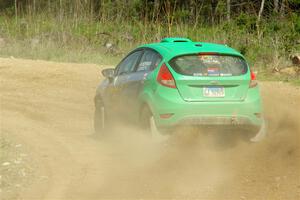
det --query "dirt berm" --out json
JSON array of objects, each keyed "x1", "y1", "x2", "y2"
[{"x1": 0, "y1": 57, "x2": 299, "y2": 200}]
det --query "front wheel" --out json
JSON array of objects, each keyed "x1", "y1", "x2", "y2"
[{"x1": 94, "y1": 98, "x2": 106, "y2": 136}]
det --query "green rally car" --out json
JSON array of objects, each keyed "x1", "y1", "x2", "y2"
[{"x1": 94, "y1": 38, "x2": 266, "y2": 142}]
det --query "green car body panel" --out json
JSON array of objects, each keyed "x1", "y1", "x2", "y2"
[
  {"x1": 97, "y1": 37, "x2": 263, "y2": 132},
  {"x1": 138, "y1": 39, "x2": 262, "y2": 128}
]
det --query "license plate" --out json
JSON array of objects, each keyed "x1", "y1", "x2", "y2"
[{"x1": 203, "y1": 87, "x2": 225, "y2": 97}]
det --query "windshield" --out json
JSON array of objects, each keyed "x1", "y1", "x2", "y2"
[{"x1": 169, "y1": 54, "x2": 248, "y2": 76}]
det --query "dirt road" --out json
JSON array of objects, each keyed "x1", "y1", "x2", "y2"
[{"x1": 1, "y1": 57, "x2": 300, "y2": 200}]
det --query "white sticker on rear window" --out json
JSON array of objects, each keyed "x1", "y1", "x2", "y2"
[
  {"x1": 193, "y1": 73, "x2": 203, "y2": 76},
  {"x1": 139, "y1": 61, "x2": 152, "y2": 67},
  {"x1": 220, "y1": 73, "x2": 232, "y2": 76}
]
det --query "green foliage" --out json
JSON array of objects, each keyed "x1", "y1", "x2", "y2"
[
  {"x1": 0, "y1": 0, "x2": 299, "y2": 82},
  {"x1": 291, "y1": 13, "x2": 300, "y2": 33},
  {"x1": 235, "y1": 13, "x2": 257, "y2": 32}
]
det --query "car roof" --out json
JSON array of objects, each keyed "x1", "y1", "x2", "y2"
[{"x1": 139, "y1": 38, "x2": 244, "y2": 61}]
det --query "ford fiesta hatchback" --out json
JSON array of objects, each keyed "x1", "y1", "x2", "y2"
[{"x1": 94, "y1": 38, "x2": 266, "y2": 142}]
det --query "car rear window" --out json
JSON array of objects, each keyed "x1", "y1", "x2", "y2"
[{"x1": 169, "y1": 54, "x2": 248, "y2": 76}]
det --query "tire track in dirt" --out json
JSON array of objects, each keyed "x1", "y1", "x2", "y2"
[{"x1": 0, "y1": 58, "x2": 299, "y2": 200}]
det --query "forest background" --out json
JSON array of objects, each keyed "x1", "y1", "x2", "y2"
[{"x1": 0, "y1": 0, "x2": 299, "y2": 82}]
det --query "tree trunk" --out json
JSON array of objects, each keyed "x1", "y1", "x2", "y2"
[
  {"x1": 274, "y1": 0, "x2": 279, "y2": 13},
  {"x1": 14, "y1": 0, "x2": 17, "y2": 23},
  {"x1": 189, "y1": 0, "x2": 196, "y2": 24},
  {"x1": 280, "y1": 0, "x2": 286, "y2": 17},
  {"x1": 211, "y1": 0, "x2": 218, "y2": 24},
  {"x1": 59, "y1": 0, "x2": 63, "y2": 21},
  {"x1": 33, "y1": 0, "x2": 36, "y2": 14},
  {"x1": 48, "y1": 0, "x2": 51, "y2": 13},
  {"x1": 257, "y1": 0, "x2": 265, "y2": 25},
  {"x1": 227, "y1": 0, "x2": 231, "y2": 21},
  {"x1": 90, "y1": 0, "x2": 94, "y2": 19},
  {"x1": 256, "y1": 0, "x2": 265, "y2": 40}
]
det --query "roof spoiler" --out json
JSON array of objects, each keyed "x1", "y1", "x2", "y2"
[{"x1": 161, "y1": 37, "x2": 192, "y2": 43}]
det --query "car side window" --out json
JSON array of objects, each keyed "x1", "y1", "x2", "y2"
[
  {"x1": 136, "y1": 50, "x2": 162, "y2": 72},
  {"x1": 116, "y1": 50, "x2": 142, "y2": 75}
]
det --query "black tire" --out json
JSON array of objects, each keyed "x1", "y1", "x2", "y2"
[
  {"x1": 140, "y1": 105, "x2": 168, "y2": 141},
  {"x1": 94, "y1": 97, "x2": 106, "y2": 135},
  {"x1": 250, "y1": 118, "x2": 267, "y2": 142}
]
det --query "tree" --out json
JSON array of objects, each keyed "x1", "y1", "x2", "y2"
[
  {"x1": 274, "y1": 0, "x2": 279, "y2": 13},
  {"x1": 257, "y1": 0, "x2": 265, "y2": 25},
  {"x1": 227, "y1": 0, "x2": 231, "y2": 21}
]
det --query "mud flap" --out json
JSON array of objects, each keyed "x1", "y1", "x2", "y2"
[
  {"x1": 250, "y1": 118, "x2": 266, "y2": 142},
  {"x1": 150, "y1": 116, "x2": 168, "y2": 142},
  {"x1": 101, "y1": 107, "x2": 105, "y2": 129}
]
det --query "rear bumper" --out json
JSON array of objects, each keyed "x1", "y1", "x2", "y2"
[
  {"x1": 178, "y1": 116, "x2": 253, "y2": 125},
  {"x1": 156, "y1": 113, "x2": 263, "y2": 128},
  {"x1": 150, "y1": 86, "x2": 263, "y2": 128}
]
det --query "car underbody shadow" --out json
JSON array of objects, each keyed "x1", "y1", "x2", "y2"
[
  {"x1": 165, "y1": 126, "x2": 255, "y2": 151},
  {"x1": 91, "y1": 114, "x2": 257, "y2": 151}
]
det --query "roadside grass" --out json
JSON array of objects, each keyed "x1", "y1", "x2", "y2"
[
  {"x1": 1, "y1": 38, "x2": 299, "y2": 84},
  {"x1": 0, "y1": 38, "x2": 122, "y2": 65},
  {"x1": 0, "y1": 13, "x2": 299, "y2": 82},
  {"x1": 257, "y1": 68, "x2": 300, "y2": 85},
  {"x1": 291, "y1": 79, "x2": 300, "y2": 86}
]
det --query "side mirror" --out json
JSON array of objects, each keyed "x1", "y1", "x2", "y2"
[{"x1": 101, "y1": 68, "x2": 115, "y2": 82}]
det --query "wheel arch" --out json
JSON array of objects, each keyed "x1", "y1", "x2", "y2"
[{"x1": 139, "y1": 101, "x2": 152, "y2": 118}]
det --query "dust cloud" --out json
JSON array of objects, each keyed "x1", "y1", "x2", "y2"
[{"x1": 0, "y1": 58, "x2": 299, "y2": 200}]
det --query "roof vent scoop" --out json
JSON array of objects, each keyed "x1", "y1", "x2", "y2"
[{"x1": 161, "y1": 37, "x2": 192, "y2": 43}]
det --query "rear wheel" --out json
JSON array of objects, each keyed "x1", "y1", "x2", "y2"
[
  {"x1": 140, "y1": 106, "x2": 167, "y2": 141},
  {"x1": 250, "y1": 118, "x2": 267, "y2": 142}
]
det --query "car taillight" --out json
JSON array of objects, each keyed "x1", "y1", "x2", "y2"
[
  {"x1": 249, "y1": 71, "x2": 258, "y2": 88},
  {"x1": 157, "y1": 63, "x2": 177, "y2": 88}
]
